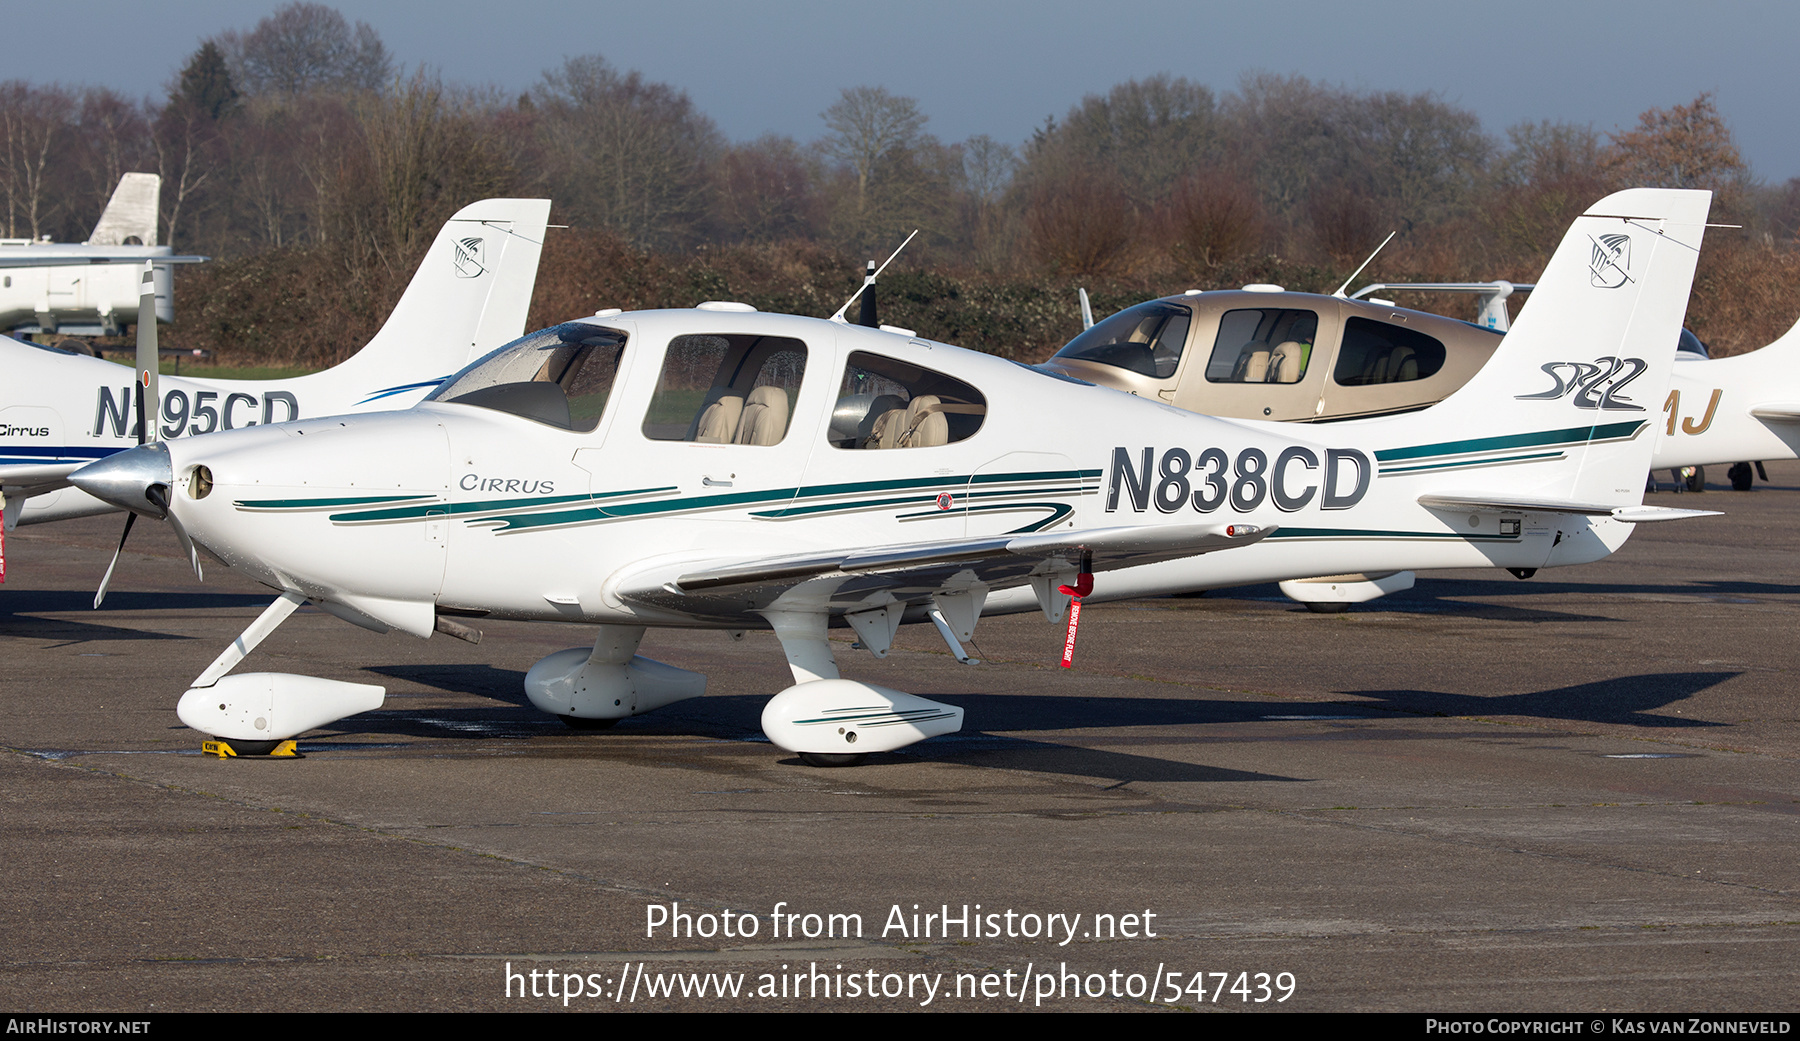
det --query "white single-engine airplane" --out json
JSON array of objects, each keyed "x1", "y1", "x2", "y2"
[
  {"x1": 70, "y1": 189, "x2": 1711, "y2": 764},
  {"x1": 1, "y1": 198, "x2": 550, "y2": 534}
]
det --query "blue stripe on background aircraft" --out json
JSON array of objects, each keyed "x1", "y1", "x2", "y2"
[{"x1": 69, "y1": 188, "x2": 1715, "y2": 765}]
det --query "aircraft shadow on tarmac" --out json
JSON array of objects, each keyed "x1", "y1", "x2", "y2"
[
  {"x1": 1210, "y1": 578, "x2": 1800, "y2": 622},
  {"x1": 357, "y1": 664, "x2": 1298, "y2": 781},
  {"x1": 0, "y1": 589, "x2": 275, "y2": 645},
  {"x1": 346, "y1": 663, "x2": 1735, "y2": 779},
  {"x1": 1337, "y1": 670, "x2": 1736, "y2": 727}
]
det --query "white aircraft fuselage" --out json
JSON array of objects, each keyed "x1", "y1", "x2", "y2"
[{"x1": 67, "y1": 189, "x2": 1716, "y2": 761}]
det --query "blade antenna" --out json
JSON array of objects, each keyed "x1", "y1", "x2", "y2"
[
  {"x1": 1331, "y1": 230, "x2": 1397, "y2": 299},
  {"x1": 829, "y1": 229, "x2": 918, "y2": 324}
]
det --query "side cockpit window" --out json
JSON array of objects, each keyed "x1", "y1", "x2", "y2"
[
  {"x1": 1333, "y1": 318, "x2": 1446, "y2": 385},
  {"x1": 428, "y1": 323, "x2": 626, "y2": 432},
  {"x1": 643, "y1": 333, "x2": 808, "y2": 445},
  {"x1": 831, "y1": 351, "x2": 986, "y2": 450},
  {"x1": 1204, "y1": 308, "x2": 1318, "y2": 385}
]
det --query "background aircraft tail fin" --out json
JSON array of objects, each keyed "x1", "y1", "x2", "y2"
[
  {"x1": 322, "y1": 198, "x2": 551, "y2": 405},
  {"x1": 1401, "y1": 188, "x2": 1712, "y2": 509},
  {"x1": 85, "y1": 173, "x2": 161, "y2": 247}
]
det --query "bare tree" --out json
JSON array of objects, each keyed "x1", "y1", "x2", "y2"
[
  {"x1": 1602, "y1": 94, "x2": 1747, "y2": 193},
  {"x1": 68, "y1": 89, "x2": 154, "y2": 235},
  {"x1": 218, "y1": 2, "x2": 392, "y2": 97},
  {"x1": 958, "y1": 134, "x2": 1017, "y2": 264},
  {"x1": 714, "y1": 134, "x2": 819, "y2": 243},
  {"x1": 1025, "y1": 166, "x2": 1136, "y2": 276},
  {"x1": 1028, "y1": 76, "x2": 1216, "y2": 210},
  {"x1": 1485, "y1": 121, "x2": 1611, "y2": 266},
  {"x1": 1169, "y1": 166, "x2": 1265, "y2": 275},
  {"x1": 820, "y1": 86, "x2": 928, "y2": 215},
  {"x1": 331, "y1": 75, "x2": 514, "y2": 275},
  {"x1": 533, "y1": 55, "x2": 720, "y2": 249},
  {"x1": 0, "y1": 83, "x2": 75, "y2": 239}
]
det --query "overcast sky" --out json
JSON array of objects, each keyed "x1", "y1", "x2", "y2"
[{"x1": 8, "y1": 0, "x2": 1797, "y2": 181}]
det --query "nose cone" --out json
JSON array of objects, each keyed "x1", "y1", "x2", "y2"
[{"x1": 70, "y1": 442, "x2": 175, "y2": 518}]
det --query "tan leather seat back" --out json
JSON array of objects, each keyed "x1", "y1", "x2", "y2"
[
  {"x1": 869, "y1": 408, "x2": 907, "y2": 449},
  {"x1": 1390, "y1": 346, "x2": 1417, "y2": 382},
  {"x1": 898, "y1": 395, "x2": 948, "y2": 448},
  {"x1": 1269, "y1": 341, "x2": 1303, "y2": 383},
  {"x1": 694, "y1": 394, "x2": 743, "y2": 443},
  {"x1": 735, "y1": 385, "x2": 790, "y2": 445}
]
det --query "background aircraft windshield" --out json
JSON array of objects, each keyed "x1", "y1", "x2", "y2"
[{"x1": 1051, "y1": 301, "x2": 1191, "y2": 378}]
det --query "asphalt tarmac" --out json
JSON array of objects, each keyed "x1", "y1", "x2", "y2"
[{"x1": 2, "y1": 465, "x2": 1797, "y2": 1012}]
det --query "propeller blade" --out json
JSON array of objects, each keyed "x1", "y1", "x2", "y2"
[
  {"x1": 145, "y1": 483, "x2": 203, "y2": 582},
  {"x1": 93, "y1": 511, "x2": 137, "y2": 609},
  {"x1": 168, "y1": 511, "x2": 203, "y2": 582},
  {"x1": 136, "y1": 264, "x2": 158, "y2": 444}
]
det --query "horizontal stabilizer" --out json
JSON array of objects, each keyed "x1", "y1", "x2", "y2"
[
  {"x1": 1420, "y1": 494, "x2": 1717, "y2": 523},
  {"x1": 0, "y1": 251, "x2": 206, "y2": 269},
  {"x1": 1609, "y1": 505, "x2": 1720, "y2": 523},
  {"x1": 1749, "y1": 404, "x2": 1800, "y2": 422}
]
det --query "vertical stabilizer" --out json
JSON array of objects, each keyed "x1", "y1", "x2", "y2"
[
  {"x1": 315, "y1": 198, "x2": 551, "y2": 405},
  {"x1": 85, "y1": 173, "x2": 161, "y2": 247},
  {"x1": 1413, "y1": 188, "x2": 1712, "y2": 508}
]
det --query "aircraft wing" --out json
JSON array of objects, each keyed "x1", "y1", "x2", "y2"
[
  {"x1": 0, "y1": 253, "x2": 207, "y2": 269},
  {"x1": 613, "y1": 521, "x2": 1273, "y2": 618},
  {"x1": 1418, "y1": 494, "x2": 1717, "y2": 523}
]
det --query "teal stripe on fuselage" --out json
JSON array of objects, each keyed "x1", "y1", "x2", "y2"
[
  {"x1": 1379, "y1": 450, "x2": 1567, "y2": 475},
  {"x1": 285, "y1": 468, "x2": 1097, "y2": 533},
  {"x1": 490, "y1": 470, "x2": 1094, "y2": 533},
  {"x1": 1375, "y1": 421, "x2": 1645, "y2": 463},
  {"x1": 237, "y1": 493, "x2": 436, "y2": 510},
  {"x1": 327, "y1": 486, "x2": 673, "y2": 523}
]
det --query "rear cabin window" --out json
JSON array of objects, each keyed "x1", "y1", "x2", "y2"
[
  {"x1": 1050, "y1": 301, "x2": 1191, "y2": 379},
  {"x1": 1204, "y1": 308, "x2": 1318, "y2": 384},
  {"x1": 830, "y1": 352, "x2": 986, "y2": 449},
  {"x1": 1333, "y1": 318, "x2": 1446, "y2": 385},
  {"x1": 643, "y1": 334, "x2": 807, "y2": 445}
]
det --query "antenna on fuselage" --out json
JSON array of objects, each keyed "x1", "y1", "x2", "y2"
[
  {"x1": 1330, "y1": 230, "x2": 1397, "y2": 299},
  {"x1": 829, "y1": 229, "x2": 919, "y2": 325},
  {"x1": 1078, "y1": 287, "x2": 1094, "y2": 330}
]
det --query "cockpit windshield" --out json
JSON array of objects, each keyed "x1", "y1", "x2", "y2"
[
  {"x1": 427, "y1": 322, "x2": 626, "y2": 432},
  {"x1": 1050, "y1": 301, "x2": 1192, "y2": 379}
]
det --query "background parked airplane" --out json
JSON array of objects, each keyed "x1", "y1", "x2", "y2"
[
  {"x1": 0, "y1": 197, "x2": 550, "y2": 537},
  {"x1": 0, "y1": 174, "x2": 203, "y2": 341},
  {"x1": 1040, "y1": 267, "x2": 1796, "y2": 608}
]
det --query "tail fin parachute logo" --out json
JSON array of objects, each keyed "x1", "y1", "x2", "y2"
[
  {"x1": 453, "y1": 236, "x2": 487, "y2": 279},
  {"x1": 1589, "y1": 233, "x2": 1632, "y2": 288}
]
